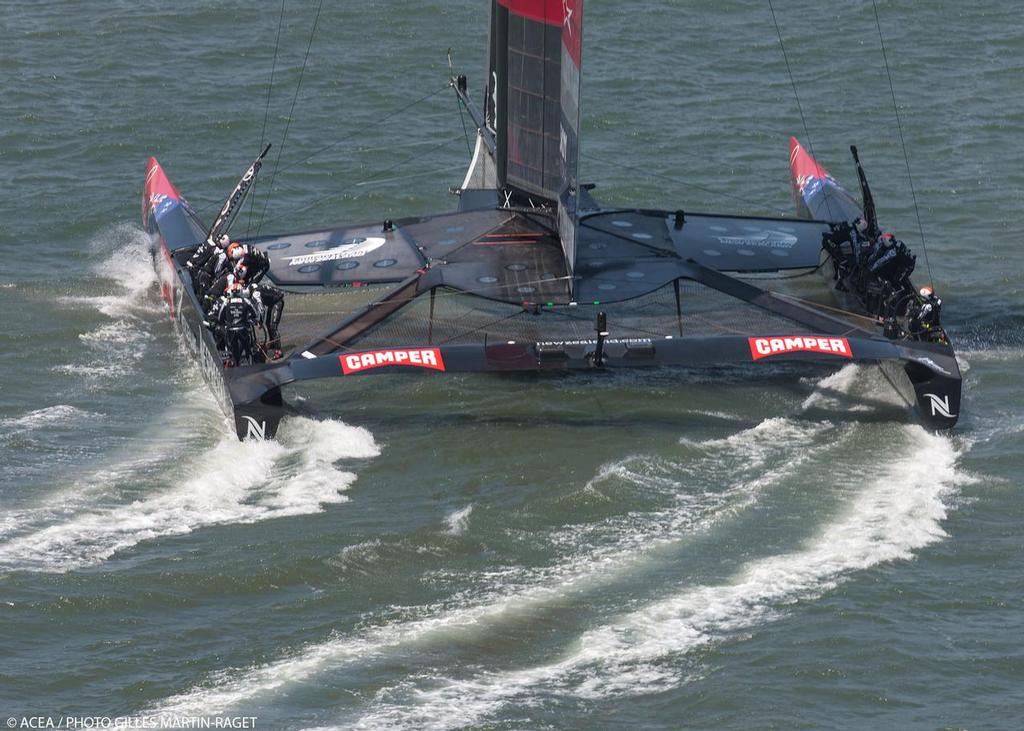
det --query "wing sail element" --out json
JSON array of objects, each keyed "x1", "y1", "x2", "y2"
[
  {"x1": 489, "y1": 0, "x2": 584, "y2": 288},
  {"x1": 789, "y1": 137, "x2": 862, "y2": 224},
  {"x1": 206, "y1": 143, "x2": 271, "y2": 245}
]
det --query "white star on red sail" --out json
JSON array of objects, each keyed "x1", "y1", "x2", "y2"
[{"x1": 563, "y1": 0, "x2": 574, "y2": 35}]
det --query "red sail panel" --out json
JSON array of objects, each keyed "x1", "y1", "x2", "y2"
[
  {"x1": 491, "y1": 0, "x2": 585, "y2": 292},
  {"x1": 788, "y1": 136, "x2": 863, "y2": 223},
  {"x1": 557, "y1": 0, "x2": 584, "y2": 289},
  {"x1": 142, "y1": 157, "x2": 183, "y2": 230},
  {"x1": 498, "y1": 0, "x2": 563, "y2": 26},
  {"x1": 562, "y1": 0, "x2": 583, "y2": 68}
]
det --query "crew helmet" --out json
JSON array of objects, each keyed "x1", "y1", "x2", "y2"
[{"x1": 218, "y1": 234, "x2": 231, "y2": 247}]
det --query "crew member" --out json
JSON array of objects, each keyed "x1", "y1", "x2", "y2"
[
  {"x1": 209, "y1": 282, "x2": 263, "y2": 367},
  {"x1": 867, "y1": 233, "x2": 915, "y2": 287},
  {"x1": 195, "y1": 234, "x2": 233, "y2": 299},
  {"x1": 187, "y1": 233, "x2": 228, "y2": 280},
  {"x1": 249, "y1": 282, "x2": 284, "y2": 358},
  {"x1": 226, "y1": 242, "x2": 270, "y2": 284},
  {"x1": 206, "y1": 261, "x2": 248, "y2": 314},
  {"x1": 908, "y1": 286, "x2": 943, "y2": 339}
]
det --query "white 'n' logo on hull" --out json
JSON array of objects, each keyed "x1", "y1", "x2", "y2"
[
  {"x1": 923, "y1": 393, "x2": 956, "y2": 419},
  {"x1": 242, "y1": 415, "x2": 267, "y2": 440}
]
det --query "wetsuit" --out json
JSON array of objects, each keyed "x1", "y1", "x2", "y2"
[
  {"x1": 231, "y1": 245, "x2": 270, "y2": 284},
  {"x1": 250, "y1": 284, "x2": 284, "y2": 353},
  {"x1": 185, "y1": 239, "x2": 218, "y2": 289},
  {"x1": 193, "y1": 246, "x2": 230, "y2": 301},
  {"x1": 210, "y1": 291, "x2": 263, "y2": 366},
  {"x1": 199, "y1": 248, "x2": 234, "y2": 311}
]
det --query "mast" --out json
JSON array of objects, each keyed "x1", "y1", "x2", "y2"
[
  {"x1": 206, "y1": 143, "x2": 271, "y2": 245},
  {"x1": 850, "y1": 145, "x2": 880, "y2": 239},
  {"x1": 488, "y1": 0, "x2": 585, "y2": 291}
]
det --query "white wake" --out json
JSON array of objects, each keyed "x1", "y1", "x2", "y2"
[{"x1": 0, "y1": 417, "x2": 378, "y2": 573}]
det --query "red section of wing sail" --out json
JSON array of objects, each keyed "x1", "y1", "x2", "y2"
[
  {"x1": 562, "y1": 0, "x2": 583, "y2": 67},
  {"x1": 788, "y1": 136, "x2": 831, "y2": 185},
  {"x1": 145, "y1": 157, "x2": 182, "y2": 202},
  {"x1": 498, "y1": 0, "x2": 563, "y2": 26},
  {"x1": 143, "y1": 157, "x2": 183, "y2": 229}
]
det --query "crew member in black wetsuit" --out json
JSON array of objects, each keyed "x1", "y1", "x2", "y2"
[
  {"x1": 186, "y1": 233, "x2": 228, "y2": 286},
  {"x1": 209, "y1": 281, "x2": 263, "y2": 367},
  {"x1": 206, "y1": 261, "x2": 248, "y2": 314},
  {"x1": 226, "y1": 243, "x2": 283, "y2": 357},
  {"x1": 206, "y1": 261, "x2": 284, "y2": 359},
  {"x1": 195, "y1": 234, "x2": 233, "y2": 303},
  {"x1": 249, "y1": 282, "x2": 284, "y2": 358},
  {"x1": 908, "y1": 286, "x2": 944, "y2": 342},
  {"x1": 226, "y1": 242, "x2": 271, "y2": 283}
]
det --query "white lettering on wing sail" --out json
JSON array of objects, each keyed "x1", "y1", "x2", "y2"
[{"x1": 286, "y1": 237, "x2": 387, "y2": 266}]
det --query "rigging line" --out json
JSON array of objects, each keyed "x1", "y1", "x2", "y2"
[
  {"x1": 544, "y1": 304, "x2": 682, "y2": 341},
  {"x1": 766, "y1": 0, "x2": 837, "y2": 224},
  {"x1": 257, "y1": 135, "x2": 463, "y2": 229},
  {"x1": 739, "y1": 262, "x2": 824, "y2": 280},
  {"x1": 773, "y1": 291, "x2": 881, "y2": 325},
  {"x1": 248, "y1": 0, "x2": 287, "y2": 237},
  {"x1": 455, "y1": 94, "x2": 474, "y2": 156},
  {"x1": 265, "y1": 160, "x2": 463, "y2": 195},
  {"x1": 274, "y1": 84, "x2": 451, "y2": 176},
  {"x1": 447, "y1": 47, "x2": 478, "y2": 156},
  {"x1": 353, "y1": 164, "x2": 465, "y2": 187},
  {"x1": 871, "y1": 0, "x2": 934, "y2": 286},
  {"x1": 434, "y1": 309, "x2": 529, "y2": 346},
  {"x1": 416, "y1": 275, "x2": 574, "y2": 303},
  {"x1": 255, "y1": 0, "x2": 326, "y2": 240},
  {"x1": 580, "y1": 151, "x2": 790, "y2": 216},
  {"x1": 595, "y1": 122, "x2": 761, "y2": 171}
]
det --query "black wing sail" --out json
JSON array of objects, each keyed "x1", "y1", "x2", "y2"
[
  {"x1": 490, "y1": 0, "x2": 584, "y2": 289},
  {"x1": 206, "y1": 143, "x2": 271, "y2": 244}
]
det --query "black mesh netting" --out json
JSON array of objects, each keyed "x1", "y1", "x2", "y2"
[{"x1": 286, "y1": 280, "x2": 823, "y2": 353}]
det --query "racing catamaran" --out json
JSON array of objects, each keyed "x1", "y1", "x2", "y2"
[{"x1": 143, "y1": 0, "x2": 960, "y2": 440}]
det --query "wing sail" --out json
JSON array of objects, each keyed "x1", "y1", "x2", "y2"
[
  {"x1": 789, "y1": 137, "x2": 862, "y2": 223},
  {"x1": 490, "y1": 0, "x2": 584, "y2": 288}
]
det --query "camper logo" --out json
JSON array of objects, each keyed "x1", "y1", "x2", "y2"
[
  {"x1": 749, "y1": 336, "x2": 852, "y2": 360},
  {"x1": 340, "y1": 348, "x2": 446, "y2": 375}
]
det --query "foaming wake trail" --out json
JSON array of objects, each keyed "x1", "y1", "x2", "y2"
[
  {"x1": 444, "y1": 505, "x2": 473, "y2": 536},
  {"x1": 0, "y1": 417, "x2": 378, "y2": 573},
  {"x1": 50, "y1": 223, "x2": 164, "y2": 382},
  {"x1": 151, "y1": 417, "x2": 836, "y2": 718},
  {"x1": 351, "y1": 426, "x2": 963, "y2": 730},
  {"x1": 77, "y1": 222, "x2": 162, "y2": 318},
  {"x1": 0, "y1": 405, "x2": 93, "y2": 435},
  {"x1": 800, "y1": 363, "x2": 906, "y2": 413}
]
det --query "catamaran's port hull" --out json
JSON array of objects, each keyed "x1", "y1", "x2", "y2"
[{"x1": 150, "y1": 233, "x2": 291, "y2": 440}]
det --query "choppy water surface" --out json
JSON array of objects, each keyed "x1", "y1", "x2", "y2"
[{"x1": 1, "y1": 1, "x2": 1022, "y2": 728}]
